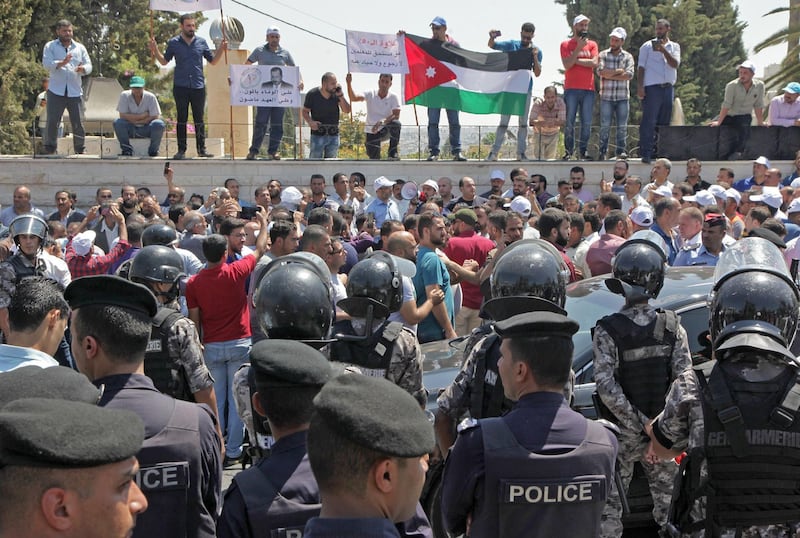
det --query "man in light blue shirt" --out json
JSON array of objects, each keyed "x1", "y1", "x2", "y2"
[
  {"x1": 486, "y1": 22, "x2": 542, "y2": 161},
  {"x1": 41, "y1": 19, "x2": 92, "y2": 155},
  {"x1": 0, "y1": 277, "x2": 66, "y2": 372},
  {"x1": 365, "y1": 176, "x2": 401, "y2": 228}
]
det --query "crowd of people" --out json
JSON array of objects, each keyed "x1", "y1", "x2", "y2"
[
  {"x1": 37, "y1": 14, "x2": 800, "y2": 161},
  {"x1": 1, "y1": 146, "x2": 800, "y2": 537}
]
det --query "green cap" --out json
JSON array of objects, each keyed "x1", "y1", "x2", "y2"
[{"x1": 130, "y1": 76, "x2": 145, "y2": 88}]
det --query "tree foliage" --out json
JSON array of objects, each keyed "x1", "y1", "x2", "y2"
[
  {"x1": 1, "y1": 0, "x2": 209, "y2": 153},
  {"x1": 754, "y1": 3, "x2": 800, "y2": 89},
  {"x1": 554, "y1": 0, "x2": 745, "y2": 124}
]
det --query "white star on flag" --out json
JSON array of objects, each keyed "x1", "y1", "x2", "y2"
[{"x1": 425, "y1": 66, "x2": 437, "y2": 78}]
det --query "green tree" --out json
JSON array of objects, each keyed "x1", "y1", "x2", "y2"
[
  {"x1": 0, "y1": 0, "x2": 38, "y2": 154},
  {"x1": 554, "y1": 0, "x2": 745, "y2": 124}
]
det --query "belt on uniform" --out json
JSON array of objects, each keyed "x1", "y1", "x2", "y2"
[{"x1": 646, "y1": 83, "x2": 673, "y2": 88}]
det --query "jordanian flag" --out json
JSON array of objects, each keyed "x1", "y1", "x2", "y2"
[{"x1": 403, "y1": 34, "x2": 534, "y2": 116}]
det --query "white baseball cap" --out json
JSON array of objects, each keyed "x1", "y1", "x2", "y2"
[
  {"x1": 421, "y1": 179, "x2": 439, "y2": 193},
  {"x1": 374, "y1": 176, "x2": 394, "y2": 190},
  {"x1": 788, "y1": 198, "x2": 800, "y2": 214},
  {"x1": 609, "y1": 27, "x2": 627, "y2": 40},
  {"x1": 72, "y1": 230, "x2": 96, "y2": 257},
  {"x1": 630, "y1": 206, "x2": 653, "y2": 227},
  {"x1": 653, "y1": 185, "x2": 673, "y2": 198},
  {"x1": 750, "y1": 188, "x2": 783, "y2": 209},
  {"x1": 573, "y1": 14, "x2": 590, "y2": 26},
  {"x1": 724, "y1": 188, "x2": 741, "y2": 204},
  {"x1": 753, "y1": 156, "x2": 771, "y2": 167},
  {"x1": 683, "y1": 190, "x2": 716, "y2": 207},
  {"x1": 266, "y1": 26, "x2": 281, "y2": 36},
  {"x1": 490, "y1": 169, "x2": 505, "y2": 181},
  {"x1": 505, "y1": 196, "x2": 531, "y2": 216}
]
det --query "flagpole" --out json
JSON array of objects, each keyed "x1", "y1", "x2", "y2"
[
  {"x1": 149, "y1": 11, "x2": 154, "y2": 60},
  {"x1": 413, "y1": 103, "x2": 420, "y2": 160},
  {"x1": 217, "y1": 0, "x2": 235, "y2": 159}
]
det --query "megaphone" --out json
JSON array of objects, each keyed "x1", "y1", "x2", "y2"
[{"x1": 401, "y1": 181, "x2": 419, "y2": 200}]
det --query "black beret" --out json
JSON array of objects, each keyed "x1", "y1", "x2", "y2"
[
  {"x1": 313, "y1": 374, "x2": 433, "y2": 458},
  {"x1": 494, "y1": 311, "x2": 579, "y2": 339},
  {"x1": 65, "y1": 275, "x2": 158, "y2": 317},
  {"x1": 0, "y1": 366, "x2": 101, "y2": 407},
  {"x1": 250, "y1": 340, "x2": 332, "y2": 387},
  {"x1": 0, "y1": 398, "x2": 144, "y2": 468}
]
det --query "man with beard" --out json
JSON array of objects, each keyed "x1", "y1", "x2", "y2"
[
  {"x1": 530, "y1": 174, "x2": 554, "y2": 208},
  {"x1": 537, "y1": 207, "x2": 578, "y2": 282},
  {"x1": 41, "y1": 19, "x2": 92, "y2": 155},
  {"x1": 119, "y1": 185, "x2": 140, "y2": 219},
  {"x1": 570, "y1": 166, "x2": 595, "y2": 204},
  {"x1": 597, "y1": 27, "x2": 634, "y2": 161},
  {"x1": 605, "y1": 158, "x2": 629, "y2": 195},
  {"x1": 266, "y1": 179, "x2": 282, "y2": 207},
  {"x1": 149, "y1": 14, "x2": 227, "y2": 160},
  {"x1": 139, "y1": 195, "x2": 165, "y2": 225},
  {"x1": 481, "y1": 170, "x2": 506, "y2": 199},
  {"x1": 502, "y1": 169, "x2": 529, "y2": 198},
  {"x1": 413, "y1": 213, "x2": 456, "y2": 343}
]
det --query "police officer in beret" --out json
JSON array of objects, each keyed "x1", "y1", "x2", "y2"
[
  {"x1": 64, "y1": 275, "x2": 222, "y2": 538},
  {"x1": 0, "y1": 363, "x2": 101, "y2": 405},
  {"x1": 441, "y1": 311, "x2": 618, "y2": 537},
  {"x1": 304, "y1": 374, "x2": 435, "y2": 537},
  {"x1": 0, "y1": 398, "x2": 148, "y2": 538},
  {"x1": 218, "y1": 339, "x2": 333, "y2": 538}
]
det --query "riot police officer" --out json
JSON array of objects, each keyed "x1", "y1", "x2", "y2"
[
  {"x1": 0, "y1": 215, "x2": 71, "y2": 363},
  {"x1": 648, "y1": 238, "x2": 800, "y2": 537},
  {"x1": 441, "y1": 311, "x2": 618, "y2": 537},
  {"x1": 64, "y1": 275, "x2": 221, "y2": 538},
  {"x1": 233, "y1": 251, "x2": 335, "y2": 454},
  {"x1": 593, "y1": 239, "x2": 692, "y2": 537},
  {"x1": 330, "y1": 251, "x2": 426, "y2": 405},
  {"x1": 435, "y1": 239, "x2": 571, "y2": 455},
  {"x1": 128, "y1": 245, "x2": 221, "y2": 436}
]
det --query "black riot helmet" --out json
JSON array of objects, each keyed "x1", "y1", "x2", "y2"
[
  {"x1": 128, "y1": 245, "x2": 185, "y2": 302},
  {"x1": 709, "y1": 237, "x2": 800, "y2": 352},
  {"x1": 9, "y1": 215, "x2": 48, "y2": 248},
  {"x1": 141, "y1": 224, "x2": 178, "y2": 247},
  {"x1": 338, "y1": 252, "x2": 402, "y2": 320},
  {"x1": 606, "y1": 239, "x2": 666, "y2": 301},
  {"x1": 488, "y1": 239, "x2": 568, "y2": 307},
  {"x1": 254, "y1": 252, "x2": 333, "y2": 345}
]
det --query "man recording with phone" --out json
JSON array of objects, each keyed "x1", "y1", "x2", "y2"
[
  {"x1": 637, "y1": 19, "x2": 680, "y2": 164},
  {"x1": 560, "y1": 14, "x2": 598, "y2": 161},
  {"x1": 302, "y1": 72, "x2": 351, "y2": 159}
]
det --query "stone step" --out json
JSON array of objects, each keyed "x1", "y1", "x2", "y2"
[{"x1": 55, "y1": 135, "x2": 226, "y2": 158}]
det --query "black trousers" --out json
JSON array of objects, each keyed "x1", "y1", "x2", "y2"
[{"x1": 173, "y1": 86, "x2": 207, "y2": 152}]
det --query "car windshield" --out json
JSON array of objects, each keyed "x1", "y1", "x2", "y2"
[{"x1": 565, "y1": 288, "x2": 624, "y2": 369}]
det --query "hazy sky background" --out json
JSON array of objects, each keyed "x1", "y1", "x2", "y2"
[{"x1": 187, "y1": 0, "x2": 790, "y2": 126}]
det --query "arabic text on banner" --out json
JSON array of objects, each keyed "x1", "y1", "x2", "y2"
[
  {"x1": 345, "y1": 30, "x2": 408, "y2": 74},
  {"x1": 229, "y1": 64, "x2": 302, "y2": 107}
]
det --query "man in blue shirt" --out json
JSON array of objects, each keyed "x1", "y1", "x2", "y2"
[
  {"x1": 149, "y1": 14, "x2": 227, "y2": 160},
  {"x1": 486, "y1": 22, "x2": 542, "y2": 161},
  {"x1": 413, "y1": 213, "x2": 456, "y2": 343},
  {"x1": 365, "y1": 176, "x2": 401, "y2": 228},
  {"x1": 245, "y1": 26, "x2": 303, "y2": 161},
  {"x1": 41, "y1": 19, "x2": 92, "y2": 155}
]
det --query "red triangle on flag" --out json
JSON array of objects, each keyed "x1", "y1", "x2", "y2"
[{"x1": 403, "y1": 36, "x2": 457, "y2": 102}]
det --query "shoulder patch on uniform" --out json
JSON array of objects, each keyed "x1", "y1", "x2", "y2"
[{"x1": 457, "y1": 417, "x2": 479, "y2": 433}]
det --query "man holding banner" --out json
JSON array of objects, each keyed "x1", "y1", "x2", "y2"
[
  {"x1": 245, "y1": 26, "x2": 303, "y2": 161},
  {"x1": 149, "y1": 13, "x2": 226, "y2": 160}
]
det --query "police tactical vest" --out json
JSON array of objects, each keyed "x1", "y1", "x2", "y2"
[
  {"x1": 234, "y1": 454, "x2": 321, "y2": 538},
  {"x1": 469, "y1": 332, "x2": 514, "y2": 419},
  {"x1": 9, "y1": 253, "x2": 46, "y2": 281},
  {"x1": 679, "y1": 360, "x2": 800, "y2": 536},
  {"x1": 329, "y1": 321, "x2": 404, "y2": 378},
  {"x1": 471, "y1": 417, "x2": 615, "y2": 538},
  {"x1": 134, "y1": 400, "x2": 203, "y2": 538},
  {"x1": 595, "y1": 310, "x2": 679, "y2": 419},
  {"x1": 145, "y1": 307, "x2": 193, "y2": 401}
]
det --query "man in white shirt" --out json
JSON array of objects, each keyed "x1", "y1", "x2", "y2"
[{"x1": 346, "y1": 73, "x2": 401, "y2": 160}]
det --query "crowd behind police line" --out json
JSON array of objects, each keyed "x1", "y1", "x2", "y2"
[
  {"x1": 38, "y1": 14, "x2": 800, "y2": 162},
  {"x1": 2, "y1": 145, "x2": 800, "y2": 536}
]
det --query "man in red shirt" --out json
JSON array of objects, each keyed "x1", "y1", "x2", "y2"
[
  {"x1": 585, "y1": 209, "x2": 630, "y2": 277},
  {"x1": 444, "y1": 209, "x2": 495, "y2": 335},
  {"x1": 560, "y1": 14, "x2": 598, "y2": 160},
  {"x1": 186, "y1": 207, "x2": 268, "y2": 465}
]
